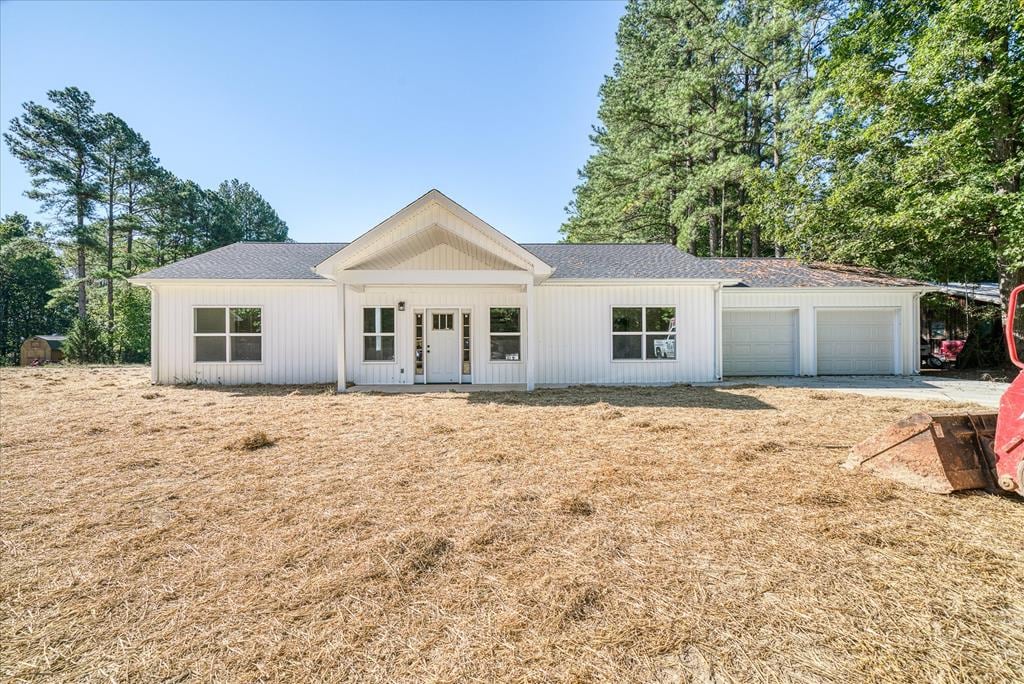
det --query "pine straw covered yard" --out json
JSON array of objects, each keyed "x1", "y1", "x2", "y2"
[{"x1": 2, "y1": 367, "x2": 1023, "y2": 682}]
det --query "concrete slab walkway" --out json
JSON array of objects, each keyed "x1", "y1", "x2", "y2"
[{"x1": 724, "y1": 375, "x2": 1009, "y2": 408}]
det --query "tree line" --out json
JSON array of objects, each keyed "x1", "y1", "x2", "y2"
[
  {"x1": 1, "y1": 87, "x2": 289, "y2": 364},
  {"x1": 563, "y1": 0, "x2": 1022, "y2": 314}
]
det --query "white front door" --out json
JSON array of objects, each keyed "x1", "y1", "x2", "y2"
[{"x1": 426, "y1": 310, "x2": 460, "y2": 383}]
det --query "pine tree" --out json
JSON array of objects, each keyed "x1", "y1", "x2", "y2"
[
  {"x1": 216, "y1": 179, "x2": 289, "y2": 243},
  {"x1": 562, "y1": 0, "x2": 826, "y2": 256},
  {"x1": 63, "y1": 314, "x2": 107, "y2": 364},
  {"x1": 4, "y1": 87, "x2": 102, "y2": 320}
]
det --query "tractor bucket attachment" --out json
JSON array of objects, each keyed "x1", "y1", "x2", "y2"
[{"x1": 846, "y1": 412, "x2": 999, "y2": 494}]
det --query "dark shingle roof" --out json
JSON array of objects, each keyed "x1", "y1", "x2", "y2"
[
  {"x1": 708, "y1": 258, "x2": 926, "y2": 288},
  {"x1": 134, "y1": 242, "x2": 346, "y2": 280},
  {"x1": 133, "y1": 242, "x2": 924, "y2": 287},
  {"x1": 522, "y1": 243, "x2": 732, "y2": 279}
]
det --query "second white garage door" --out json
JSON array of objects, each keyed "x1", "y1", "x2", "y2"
[
  {"x1": 816, "y1": 309, "x2": 896, "y2": 374},
  {"x1": 723, "y1": 309, "x2": 798, "y2": 376}
]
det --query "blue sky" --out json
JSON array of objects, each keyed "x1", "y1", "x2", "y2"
[{"x1": 0, "y1": 1, "x2": 622, "y2": 243}]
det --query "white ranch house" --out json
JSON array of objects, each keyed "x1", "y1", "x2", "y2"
[{"x1": 131, "y1": 190, "x2": 930, "y2": 390}]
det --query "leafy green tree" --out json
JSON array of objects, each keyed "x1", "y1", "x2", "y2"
[
  {"x1": 4, "y1": 87, "x2": 102, "y2": 320},
  {"x1": 0, "y1": 214, "x2": 72, "y2": 365},
  {"x1": 113, "y1": 286, "x2": 150, "y2": 362},
  {"x1": 777, "y1": 0, "x2": 1022, "y2": 318}
]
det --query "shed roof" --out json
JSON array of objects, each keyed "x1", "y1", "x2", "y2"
[
  {"x1": 27, "y1": 335, "x2": 66, "y2": 349},
  {"x1": 930, "y1": 282, "x2": 1000, "y2": 305}
]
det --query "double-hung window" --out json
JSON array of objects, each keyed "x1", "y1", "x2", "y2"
[
  {"x1": 363, "y1": 306, "x2": 396, "y2": 362},
  {"x1": 489, "y1": 307, "x2": 521, "y2": 361},
  {"x1": 194, "y1": 307, "x2": 262, "y2": 362},
  {"x1": 611, "y1": 307, "x2": 676, "y2": 360}
]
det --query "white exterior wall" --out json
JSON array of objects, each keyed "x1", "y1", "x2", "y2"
[
  {"x1": 345, "y1": 286, "x2": 527, "y2": 385},
  {"x1": 151, "y1": 283, "x2": 337, "y2": 384},
  {"x1": 534, "y1": 284, "x2": 720, "y2": 385},
  {"x1": 721, "y1": 288, "x2": 922, "y2": 375}
]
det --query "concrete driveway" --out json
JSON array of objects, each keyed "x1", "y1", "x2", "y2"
[{"x1": 725, "y1": 375, "x2": 1009, "y2": 408}]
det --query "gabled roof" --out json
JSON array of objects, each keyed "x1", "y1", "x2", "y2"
[
  {"x1": 708, "y1": 258, "x2": 928, "y2": 288},
  {"x1": 314, "y1": 190, "x2": 554, "y2": 278},
  {"x1": 133, "y1": 243, "x2": 346, "y2": 281},
  {"x1": 523, "y1": 244, "x2": 734, "y2": 280}
]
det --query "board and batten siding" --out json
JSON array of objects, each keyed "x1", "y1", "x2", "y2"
[
  {"x1": 151, "y1": 284, "x2": 337, "y2": 384},
  {"x1": 345, "y1": 285, "x2": 527, "y2": 385},
  {"x1": 721, "y1": 288, "x2": 921, "y2": 376},
  {"x1": 533, "y1": 284, "x2": 720, "y2": 385}
]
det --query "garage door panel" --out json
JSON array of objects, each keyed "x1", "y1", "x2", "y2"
[
  {"x1": 816, "y1": 309, "x2": 896, "y2": 375},
  {"x1": 723, "y1": 310, "x2": 798, "y2": 376}
]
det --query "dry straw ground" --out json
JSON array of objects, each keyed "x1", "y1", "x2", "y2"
[{"x1": 2, "y1": 366, "x2": 1023, "y2": 682}]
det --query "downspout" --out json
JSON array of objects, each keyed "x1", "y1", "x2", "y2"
[
  {"x1": 713, "y1": 283, "x2": 723, "y2": 381},
  {"x1": 912, "y1": 291, "x2": 923, "y2": 375}
]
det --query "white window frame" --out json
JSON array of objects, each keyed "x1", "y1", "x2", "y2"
[
  {"x1": 193, "y1": 306, "x2": 263, "y2": 364},
  {"x1": 610, "y1": 305, "x2": 676, "y2": 362},
  {"x1": 363, "y1": 306, "x2": 397, "y2": 364},
  {"x1": 488, "y1": 306, "x2": 522, "y2": 363}
]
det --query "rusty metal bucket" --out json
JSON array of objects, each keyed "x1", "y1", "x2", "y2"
[{"x1": 846, "y1": 413, "x2": 999, "y2": 494}]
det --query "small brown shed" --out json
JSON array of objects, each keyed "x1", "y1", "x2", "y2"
[{"x1": 20, "y1": 335, "x2": 66, "y2": 366}]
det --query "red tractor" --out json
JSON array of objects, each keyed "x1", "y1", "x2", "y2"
[{"x1": 848, "y1": 284, "x2": 1024, "y2": 497}]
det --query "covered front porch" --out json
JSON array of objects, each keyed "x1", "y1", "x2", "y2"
[{"x1": 311, "y1": 190, "x2": 553, "y2": 391}]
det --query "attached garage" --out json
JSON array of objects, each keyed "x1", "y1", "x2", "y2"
[
  {"x1": 723, "y1": 309, "x2": 798, "y2": 376},
  {"x1": 816, "y1": 309, "x2": 897, "y2": 375},
  {"x1": 711, "y1": 258, "x2": 930, "y2": 378}
]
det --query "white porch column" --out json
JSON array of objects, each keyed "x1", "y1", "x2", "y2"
[
  {"x1": 336, "y1": 281, "x2": 347, "y2": 392},
  {"x1": 526, "y1": 280, "x2": 536, "y2": 391}
]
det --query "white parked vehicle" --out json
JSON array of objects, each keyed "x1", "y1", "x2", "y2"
[{"x1": 653, "y1": 325, "x2": 676, "y2": 359}]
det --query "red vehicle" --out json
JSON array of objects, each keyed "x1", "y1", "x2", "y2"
[
  {"x1": 849, "y1": 284, "x2": 1024, "y2": 497},
  {"x1": 923, "y1": 339, "x2": 965, "y2": 369}
]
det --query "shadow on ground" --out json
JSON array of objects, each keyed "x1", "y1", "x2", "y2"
[
  {"x1": 168, "y1": 382, "x2": 776, "y2": 410},
  {"x1": 466, "y1": 384, "x2": 775, "y2": 410}
]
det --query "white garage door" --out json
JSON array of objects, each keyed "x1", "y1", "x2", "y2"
[
  {"x1": 723, "y1": 309, "x2": 798, "y2": 376},
  {"x1": 816, "y1": 309, "x2": 896, "y2": 374}
]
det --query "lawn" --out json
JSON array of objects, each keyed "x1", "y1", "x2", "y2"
[{"x1": 2, "y1": 366, "x2": 1022, "y2": 682}]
